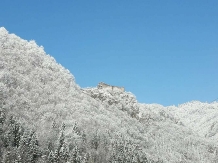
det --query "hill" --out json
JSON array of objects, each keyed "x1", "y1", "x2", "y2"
[{"x1": 1, "y1": 27, "x2": 218, "y2": 163}]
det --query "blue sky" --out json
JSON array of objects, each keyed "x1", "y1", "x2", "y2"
[{"x1": 1, "y1": 1, "x2": 218, "y2": 106}]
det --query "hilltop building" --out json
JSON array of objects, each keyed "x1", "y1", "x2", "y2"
[{"x1": 97, "y1": 82, "x2": 125, "y2": 92}]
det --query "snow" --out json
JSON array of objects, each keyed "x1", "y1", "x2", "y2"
[{"x1": 1, "y1": 27, "x2": 218, "y2": 162}]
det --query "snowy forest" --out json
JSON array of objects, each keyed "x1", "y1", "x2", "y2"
[{"x1": 1, "y1": 27, "x2": 218, "y2": 163}]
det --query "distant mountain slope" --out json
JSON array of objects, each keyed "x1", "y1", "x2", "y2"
[
  {"x1": 1, "y1": 27, "x2": 218, "y2": 162},
  {"x1": 166, "y1": 101, "x2": 218, "y2": 140}
]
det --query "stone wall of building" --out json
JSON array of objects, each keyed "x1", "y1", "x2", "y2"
[{"x1": 97, "y1": 82, "x2": 125, "y2": 92}]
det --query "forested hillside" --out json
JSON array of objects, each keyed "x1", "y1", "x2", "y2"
[{"x1": 1, "y1": 27, "x2": 218, "y2": 163}]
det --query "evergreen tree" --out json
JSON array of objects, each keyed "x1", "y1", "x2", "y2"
[
  {"x1": 48, "y1": 122, "x2": 70, "y2": 163},
  {"x1": 53, "y1": 149, "x2": 59, "y2": 163},
  {"x1": 71, "y1": 145, "x2": 81, "y2": 163},
  {"x1": 18, "y1": 130, "x2": 40, "y2": 163},
  {"x1": 47, "y1": 151, "x2": 55, "y2": 163},
  {"x1": 73, "y1": 122, "x2": 81, "y2": 136},
  {"x1": 59, "y1": 143, "x2": 69, "y2": 163},
  {"x1": 90, "y1": 131, "x2": 100, "y2": 150}
]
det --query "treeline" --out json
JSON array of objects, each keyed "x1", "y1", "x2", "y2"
[{"x1": 0, "y1": 108, "x2": 162, "y2": 163}]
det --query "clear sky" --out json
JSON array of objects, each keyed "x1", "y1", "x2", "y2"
[{"x1": 1, "y1": 1, "x2": 218, "y2": 106}]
